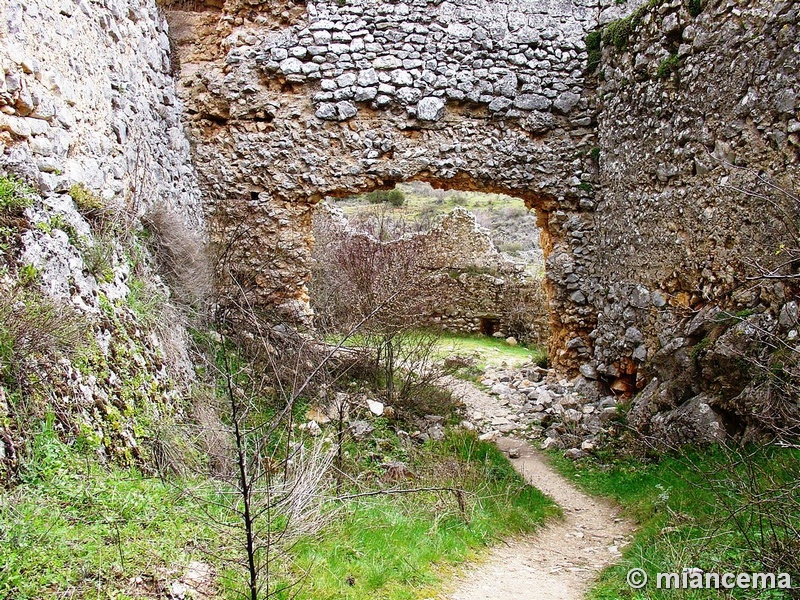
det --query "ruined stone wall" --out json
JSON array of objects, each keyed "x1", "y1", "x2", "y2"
[
  {"x1": 313, "y1": 204, "x2": 547, "y2": 336},
  {"x1": 590, "y1": 0, "x2": 799, "y2": 439},
  {"x1": 166, "y1": 0, "x2": 613, "y2": 364},
  {"x1": 165, "y1": 0, "x2": 798, "y2": 438},
  {"x1": 3, "y1": 0, "x2": 793, "y2": 444},
  {"x1": 0, "y1": 0, "x2": 206, "y2": 469},
  {"x1": 1, "y1": 0, "x2": 202, "y2": 222}
]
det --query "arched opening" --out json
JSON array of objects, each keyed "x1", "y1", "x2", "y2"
[
  {"x1": 308, "y1": 180, "x2": 552, "y2": 353},
  {"x1": 479, "y1": 317, "x2": 500, "y2": 337}
]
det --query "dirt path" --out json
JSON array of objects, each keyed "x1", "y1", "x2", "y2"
[{"x1": 442, "y1": 379, "x2": 634, "y2": 600}]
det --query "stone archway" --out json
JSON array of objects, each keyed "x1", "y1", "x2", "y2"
[
  {"x1": 165, "y1": 0, "x2": 800, "y2": 441},
  {"x1": 165, "y1": 0, "x2": 611, "y2": 373}
]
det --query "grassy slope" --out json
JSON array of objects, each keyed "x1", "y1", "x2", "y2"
[
  {"x1": 0, "y1": 418, "x2": 225, "y2": 600},
  {"x1": 1, "y1": 419, "x2": 556, "y2": 599},
  {"x1": 283, "y1": 431, "x2": 557, "y2": 600},
  {"x1": 549, "y1": 447, "x2": 800, "y2": 599}
]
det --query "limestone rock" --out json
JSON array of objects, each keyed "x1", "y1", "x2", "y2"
[{"x1": 416, "y1": 97, "x2": 445, "y2": 121}]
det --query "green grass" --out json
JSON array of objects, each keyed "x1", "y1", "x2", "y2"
[
  {"x1": 3, "y1": 418, "x2": 557, "y2": 599},
  {"x1": 0, "y1": 417, "x2": 226, "y2": 600},
  {"x1": 281, "y1": 430, "x2": 558, "y2": 600},
  {"x1": 326, "y1": 330, "x2": 547, "y2": 371},
  {"x1": 549, "y1": 446, "x2": 800, "y2": 599},
  {"x1": 435, "y1": 330, "x2": 548, "y2": 369}
]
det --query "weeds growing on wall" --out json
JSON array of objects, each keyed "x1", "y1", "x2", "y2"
[
  {"x1": 0, "y1": 176, "x2": 33, "y2": 214},
  {"x1": 0, "y1": 175, "x2": 33, "y2": 259},
  {"x1": 656, "y1": 54, "x2": 680, "y2": 79},
  {"x1": 69, "y1": 183, "x2": 106, "y2": 221}
]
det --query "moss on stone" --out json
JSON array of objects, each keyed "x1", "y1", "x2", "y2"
[
  {"x1": 657, "y1": 54, "x2": 680, "y2": 79},
  {"x1": 586, "y1": 30, "x2": 602, "y2": 74}
]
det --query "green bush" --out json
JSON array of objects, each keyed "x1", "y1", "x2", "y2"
[
  {"x1": 386, "y1": 188, "x2": 405, "y2": 207},
  {"x1": 0, "y1": 175, "x2": 33, "y2": 214},
  {"x1": 688, "y1": 0, "x2": 703, "y2": 17},
  {"x1": 68, "y1": 183, "x2": 104, "y2": 218},
  {"x1": 365, "y1": 188, "x2": 405, "y2": 207},
  {"x1": 365, "y1": 189, "x2": 388, "y2": 204}
]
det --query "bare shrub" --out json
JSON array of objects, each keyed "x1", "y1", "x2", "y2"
[
  {"x1": 190, "y1": 390, "x2": 235, "y2": 480},
  {"x1": 0, "y1": 288, "x2": 90, "y2": 482},
  {"x1": 142, "y1": 203, "x2": 212, "y2": 307},
  {"x1": 184, "y1": 297, "x2": 351, "y2": 600},
  {"x1": 0, "y1": 289, "x2": 89, "y2": 392},
  {"x1": 502, "y1": 277, "x2": 551, "y2": 347}
]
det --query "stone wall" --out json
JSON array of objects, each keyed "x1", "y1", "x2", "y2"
[
  {"x1": 167, "y1": 0, "x2": 799, "y2": 439},
  {"x1": 590, "y1": 0, "x2": 799, "y2": 439},
  {"x1": 313, "y1": 204, "x2": 548, "y2": 338},
  {"x1": 0, "y1": 0, "x2": 206, "y2": 471},
  {"x1": 1, "y1": 0, "x2": 202, "y2": 222},
  {"x1": 3, "y1": 0, "x2": 784, "y2": 444},
  {"x1": 165, "y1": 0, "x2": 624, "y2": 365}
]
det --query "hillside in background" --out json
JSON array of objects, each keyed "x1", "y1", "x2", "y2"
[{"x1": 331, "y1": 182, "x2": 545, "y2": 275}]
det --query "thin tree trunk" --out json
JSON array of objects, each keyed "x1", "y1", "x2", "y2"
[{"x1": 226, "y1": 359, "x2": 259, "y2": 600}]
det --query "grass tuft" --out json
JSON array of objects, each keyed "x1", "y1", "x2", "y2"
[{"x1": 0, "y1": 176, "x2": 33, "y2": 214}]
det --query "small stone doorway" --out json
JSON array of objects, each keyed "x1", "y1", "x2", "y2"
[{"x1": 479, "y1": 317, "x2": 500, "y2": 337}]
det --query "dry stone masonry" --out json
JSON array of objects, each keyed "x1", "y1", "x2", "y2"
[
  {"x1": 0, "y1": 0, "x2": 202, "y2": 222},
  {"x1": 164, "y1": 0, "x2": 799, "y2": 442},
  {"x1": 256, "y1": 0, "x2": 592, "y2": 122},
  {"x1": 592, "y1": 0, "x2": 800, "y2": 443},
  {"x1": 165, "y1": 0, "x2": 645, "y2": 365}
]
